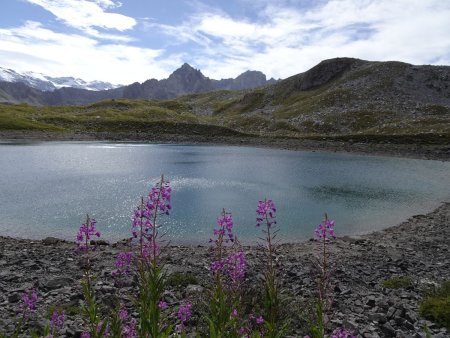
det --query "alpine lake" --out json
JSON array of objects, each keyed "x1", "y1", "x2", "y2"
[{"x1": 1, "y1": 142, "x2": 449, "y2": 244}]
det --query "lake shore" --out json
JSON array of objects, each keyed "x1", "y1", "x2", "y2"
[
  {"x1": 0, "y1": 202, "x2": 449, "y2": 337},
  {"x1": 1, "y1": 130, "x2": 449, "y2": 161}
]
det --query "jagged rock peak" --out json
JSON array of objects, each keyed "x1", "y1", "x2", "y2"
[
  {"x1": 170, "y1": 63, "x2": 204, "y2": 78},
  {"x1": 180, "y1": 63, "x2": 195, "y2": 70}
]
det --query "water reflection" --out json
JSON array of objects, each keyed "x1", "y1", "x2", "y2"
[{"x1": 0, "y1": 143, "x2": 448, "y2": 244}]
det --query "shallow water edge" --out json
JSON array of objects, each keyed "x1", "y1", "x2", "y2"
[{"x1": 0, "y1": 130, "x2": 449, "y2": 161}]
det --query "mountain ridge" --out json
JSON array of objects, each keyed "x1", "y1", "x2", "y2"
[
  {"x1": 1, "y1": 57, "x2": 449, "y2": 142},
  {"x1": 0, "y1": 63, "x2": 276, "y2": 105},
  {"x1": 0, "y1": 67, "x2": 120, "y2": 92}
]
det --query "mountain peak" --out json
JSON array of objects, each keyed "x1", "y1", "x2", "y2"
[
  {"x1": 168, "y1": 63, "x2": 206, "y2": 83},
  {"x1": 180, "y1": 63, "x2": 194, "y2": 70},
  {"x1": 0, "y1": 62, "x2": 275, "y2": 103},
  {"x1": 171, "y1": 63, "x2": 201, "y2": 76}
]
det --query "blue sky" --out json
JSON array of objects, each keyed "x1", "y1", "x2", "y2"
[{"x1": 0, "y1": 0, "x2": 449, "y2": 85}]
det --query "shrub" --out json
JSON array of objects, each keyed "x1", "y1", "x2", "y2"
[
  {"x1": 166, "y1": 272, "x2": 199, "y2": 287},
  {"x1": 382, "y1": 276, "x2": 413, "y2": 289},
  {"x1": 420, "y1": 281, "x2": 450, "y2": 329}
]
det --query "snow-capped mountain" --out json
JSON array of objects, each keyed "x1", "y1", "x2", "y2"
[{"x1": 0, "y1": 67, "x2": 120, "y2": 91}]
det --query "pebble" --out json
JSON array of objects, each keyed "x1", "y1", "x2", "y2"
[{"x1": 0, "y1": 203, "x2": 449, "y2": 337}]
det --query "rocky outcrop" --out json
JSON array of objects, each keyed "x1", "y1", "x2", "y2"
[
  {"x1": 0, "y1": 203, "x2": 449, "y2": 337},
  {"x1": 297, "y1": 57, "x2": 362, "y2": 91},
  {"x1": 214, "y1": 70, "x2": 269, "y2": 90}
]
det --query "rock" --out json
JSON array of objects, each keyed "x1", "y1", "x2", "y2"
[
  {"x1": 186, "y1": 284, "x2": 204, "y2": 294},
  {"x1": 366, "y1": 296, "x2": 376, "y2": 307},
  {"x1": 90, "y1": 239, "x2": 110, "y2": 246},
  {"x1": 405, "y1": 311, "x2": 417, "y2": 323},
  {"x1": 1, "y1": 202, "x2": 450, "y2": 337},
  {"x1": 8, "y1": 293, "x2": 20, "y2": 303},
  {"x1": 387, "y1": 306, "x2": 396, "y2": 319},
  {"x1": 343, "y1": 319, "x2": 358, "y2": 331},
  {"x1": 42, "y1": 237, "x2": 62, "y2": 245},
  {"x1": 380, "y1": 322, "x2": 396, "y2": 336},
  {"x1": 368, "y1": 313, "x2": 387, "y2": 323},
  {"x1": 45, "y1": 277, "x2": 74, "y2": 290}
]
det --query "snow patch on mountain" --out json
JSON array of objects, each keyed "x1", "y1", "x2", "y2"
[{"x1": 0, "y1": 67, "x2": 120, "y2": 91}]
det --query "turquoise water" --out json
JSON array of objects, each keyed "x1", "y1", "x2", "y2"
[{"x1": 0, "y1": 142, "x2": 449, "y2": 244}]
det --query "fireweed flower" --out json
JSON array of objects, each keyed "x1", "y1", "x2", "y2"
[
  {"x1": 255, "y1": 315, "x2": 264, "y2": 325},
  {"x1": 177, "y1": 302, "x2": 192, "y2": 323},
  {"x1": 22, "y1": 288, "x2": 38, "y2": 312},
  {"x1": 118, "y1": 307, "x2": 129, "y2": 321},
  {"x1": 112, "y1": 251, "x2": 133, "y2": 277},
  {"x1": 239, "y1": 326, "x2": 250, "y2": 335},
  {"x1": 122, "y1": 318, "x2": 137, "y2": 338},
  {"x1": 256, "y1": 199, "x2": 277, "y2": 227},
  {"x1": 212, "y1": 211, "x2": 234, "y2": 244},
  {"x1": 158, "y1": 300, "x2": 168, "y2": 310},
  {"x1": 50, "y1": 309, "x2": 65, "y2": 330},
  {"x1": 147, "y1": 181, "x2": 172, "y2": 215},
  {"x1": 331, "y1": 328, "x2": 356, "y2": 338},
  {"x1": 217, "y1": 213, "x2": 234, "y2": 241},
  {"x1": 130, "y1": 177, "x2": 171, "y2": 251},
  {"x1": 227, "y1": 251, "x2": 246, "y2": 285},
  {"x1": 117, "y1": 308, "x2": 137, "y2": 338},
  {"x1": 76, "y1": 217, "x2": 100, "y2": 252},
  {"x1": 96, "y1": 320, "x2": 109, "y2": 336},
  {"x1": 314, "y1": 218, "x2": 336, "y2": 240},
  {"x1": 131, "y1": 206, "x2": 153, "y2": 236},
  {"x1": 210, "y1": 259, "x2": 225, "y2": 273},
  {"x1": 141, "y1": 241, "x2": 160, "y2": 261},
  {"x1": 81, "y1": 332, "x2": 90, "y2": 338}
]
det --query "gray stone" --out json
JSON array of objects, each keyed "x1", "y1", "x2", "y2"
[
  {"x1": 186, "y1": 284, "x2": 204, "y2": 294},
  {"x1": 42, "y1": 237, "x2": 62, "y2": 245},
  {"x1": 8, "y1": 293, "x2": 20, "y2": 303},
  {"x1": 366, "y1": 296, "x2": 376, "y2": 307},
  {"x1": 387, "y1": 306, "x2": 396, "y2": 319},
  {"x1": 405, "y1": 311, "x2": 417, "y2": 323},
  {"x1": 380, "y1": 322, "x2": 396, "y2": 336},
  {"x1": 368, "y1": 313, "x2": 387, "y2": 323},
  {"x1": 45, "y1": 277, "x2": 74, "y2": 290}
]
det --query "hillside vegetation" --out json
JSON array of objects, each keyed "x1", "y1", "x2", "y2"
[{"x1": 1, "y1": 58, "x2": 449, "y2": 144}]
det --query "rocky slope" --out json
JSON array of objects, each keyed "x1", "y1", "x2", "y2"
[
  {"x1": 0, "y1": 63, "x2": 275, "y2": 105},
  {"x1": 0, "y1": 203, "x2": 449, "y2": 337},
  {"x1": 214, "y1": 58, "x2": 450, "y2": 136}
]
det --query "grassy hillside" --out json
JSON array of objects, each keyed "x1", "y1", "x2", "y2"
[{"x1": 1, "y1": 58, "x2": 449, "y2": 143}]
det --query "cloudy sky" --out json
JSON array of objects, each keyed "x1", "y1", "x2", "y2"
[{"x1": 1, "y1": 0, "x2": 449, "y2": 85}]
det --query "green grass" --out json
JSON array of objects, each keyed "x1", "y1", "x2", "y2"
[
  {"x1": 382, "y1": 276, "x2": 413, "y2": 289},
  {"x1": 420, "y1": 281, "x2": 450, "y2": 329},
  {"x1": 1, "y1": 66, "x2": 449, "y2": 143},
  {"x1": 212, "y1": 90, "x2": 266, "y2": 116},
  {"x1": 46, "y1": 303, "x2": 84, "y2": 317},
  {"x1": 0, "y1": 114, "x2": 64, "y2": 131},
  {"x1": 166, "y1": 272, "x2": 199, "y2": 287}
]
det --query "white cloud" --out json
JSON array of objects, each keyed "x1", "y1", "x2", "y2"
[
  {"x1": 1, "y1": 0, "x2": 450, "y2": 85},
  {"x1": 153, "y1": 0, "x2": 450, "y2": 79},
  {"x1": 26, "y1": 0, "x2": 136, "y2": 39},
  {"x1": 0, "y1": 21, "x2": 179, "y2": 84}
]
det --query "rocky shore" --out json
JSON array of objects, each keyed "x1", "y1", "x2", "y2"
[
  {"x1": 1, "y1": 130, "x2": 449, "y2": 161},
  {"x1": 0, "y1": 203, "x2": 449, "y2": 337}
]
